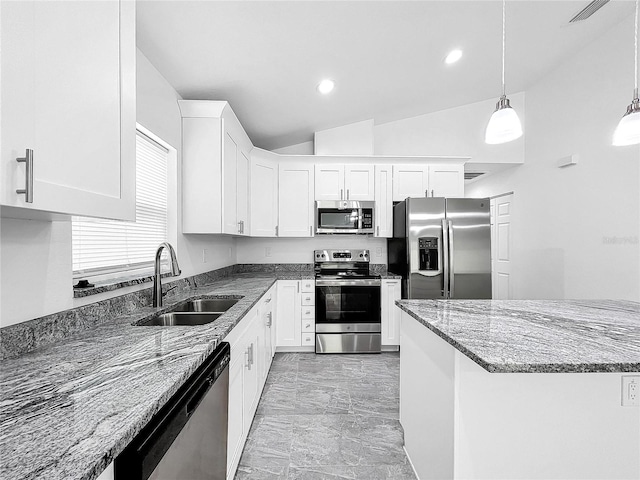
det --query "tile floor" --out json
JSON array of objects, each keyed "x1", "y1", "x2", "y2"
[{"x1": 234, "y1": 352, "x2": 417, "y2": 479}]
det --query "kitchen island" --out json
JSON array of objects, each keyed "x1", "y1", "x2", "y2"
[{"x1": 397, "y1": 299, "x2": 640, "y2": 480}]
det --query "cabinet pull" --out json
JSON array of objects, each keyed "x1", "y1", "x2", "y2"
[
  {"x1": 238, "y1": 221, "x2": 242, "y2": 233},
  {"x1": 431, "y1": 189, "x2": 434, "y2": 198},
  {"x1": 245, "y1": 348, "x2": 251, "y2": 370},
  {"x1": 297, "y1": 282, "x2": 300, "y2": 293},
  {"x1": 267, "y1": 312, "x2": 272, "y2": 327},
  {"x1": 347, "y1": 189, "x2": 350, "y2": 199},
  {"x1": 16, "y1": 149, "x2": 34, "y2": 203},
  {"x1": 309, "y1": 225, "x2": 313, "y2": 236},
  {"x1": 266, "y1": 296, "x2": 272, "y2": 303},
  {"x1": 376, "y1": 226, "x2": 380, "y2": 236},
  {"x1": 275, "y1": 225, "x2": 279, "y2": 237},
  {"x1": 250, "y1": 343, "x2": 255, "y2": 366},
  {"x1": 425, "y1": 189, "x2": 428, "y2": 197},
  {"x1": 241, "y1": 220, "x2": 245, "y2": 234},
  {"x1": 340, "y1": 188, "x2": 343, "y2": 200}
]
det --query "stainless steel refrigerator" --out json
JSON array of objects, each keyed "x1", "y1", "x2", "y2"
[{"x1": 387, "y1": 197, "x2": 492, "y2": 299}]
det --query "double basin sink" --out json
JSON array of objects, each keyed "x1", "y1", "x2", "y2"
[{"x1": 139, "y1": 298, "x2": 240, "y2": 326}]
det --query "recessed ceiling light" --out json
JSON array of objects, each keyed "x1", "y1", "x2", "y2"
[
  {"x1": 317, "y1": 79, "x2": 335, "y2": 94},
  {"x1": 444, "y1": 49, "x2": 463, "y2": 65}
]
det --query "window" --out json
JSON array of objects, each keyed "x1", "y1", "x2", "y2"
[{"x1": 72, "y1": 130, "x2": 169, "y2": 280}]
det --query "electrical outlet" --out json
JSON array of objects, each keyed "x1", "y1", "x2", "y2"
[
  {"x1": 622, "y1": 376, "x2": 640, "y2": 407},
  {"x1": 202, "y1": 248, "x2": 208, "y2": 263},
  {"x1": 376, "y1": 247, "x2": 382, "y2": 258},
  {"x1": 265, "y1": 247, "x2": 272, "y2": 258}
]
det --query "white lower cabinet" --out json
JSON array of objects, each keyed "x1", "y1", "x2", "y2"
[
  {"x1": 225, "y1": 285, "x2": 276, "y2": 480},
  {"x1": 381, "y1": 279, "x2": 402, "y2": 346},
  {"x1": 275, "y1": 280, "x2": 302, "y2": 347}
]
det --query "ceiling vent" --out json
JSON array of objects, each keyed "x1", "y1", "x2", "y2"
[
  {"x1": 569, "y1": 0, "x2": 610, "y2": 23},
  {"x1": 464, "y1": 172, "x2": 485, "y2": 181}
]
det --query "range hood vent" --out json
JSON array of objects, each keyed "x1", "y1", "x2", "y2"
[
  {"x1": 569, "y1": 0, "x2": 610, "y2": 23},
  {"x1": 464, "y1": 172, "x2": 485, "y2": 181}
]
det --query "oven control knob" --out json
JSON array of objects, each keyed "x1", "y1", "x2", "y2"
[{"x1": 359, "y1": 253, "x2": 363, "y2": 257}]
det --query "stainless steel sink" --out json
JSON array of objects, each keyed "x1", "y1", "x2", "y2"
[
  {"x1": 139, "y1": 312, "x2": 222, "y2": 326},
  {"x1": 172, "y1": 298, "x2": 240, "y2": 313}
]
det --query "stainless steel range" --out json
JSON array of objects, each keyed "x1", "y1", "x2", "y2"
[{"x1": 314, "y1": 249, "x2": 381, "y2": 354}]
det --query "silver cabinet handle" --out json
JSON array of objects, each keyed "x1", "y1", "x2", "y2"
[
  {"x1": 425, "y1": 190, "x2": 428, "y2": 197},
  {"x1": 267, "y1": 312, "x2": 272, "y2": 327},
  {"x1": 431, "y1": 189, "x2": 435, "y2": 197},
  {"x1": 310, "y1": 225, "x2": 313, "y2": 236},
  {"x1": 266, "y1": 296, "x2": 272, "y2": 303},
  {"x1": 275, "y1": 225, "x2": 279, "y2": 237},
  {"x1": 376, "y1": 226, "x2": 380, "y2": 236},
  {"x1": 347, "y1": 189, "x2": 350, "y2": 199},
  {"x1": 340, "y1": 188, "x2": 343, "y2": 200},
  {"x1": 297, "y1": 282, "x2": 300, "y2": 293},
  {"x1": 245, "y1": 347, "x2": 251, "y2": 370},
  {"x1": 16, "y1": 149, "x2": 34, "y2": 203},
  {"x1": 238, "y1": 221, "x2": 242, "y2": 233},
  {"x1": 240, "y1": 220, "x2": 244, "y2": 234}
]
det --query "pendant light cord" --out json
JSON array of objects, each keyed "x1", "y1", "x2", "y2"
[{"x1": 502, "y1": 0, "x2": 506, "y2": 97}]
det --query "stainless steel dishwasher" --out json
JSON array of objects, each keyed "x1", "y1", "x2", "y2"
[{"x1": 116, "y1": 342, "x2": 230, "y2": 480}]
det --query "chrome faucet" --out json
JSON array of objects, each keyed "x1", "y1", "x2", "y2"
[{"x1": 153, "y1": 242, "x2": 181, "y2": 308}]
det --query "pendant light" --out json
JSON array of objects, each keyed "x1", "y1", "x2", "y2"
[
  {"x1": 485, "y1": 0, "x2": 523, "y2": 144},
  {"x1": 613, "y1": 0, "x2": 640, "y2": 146}
]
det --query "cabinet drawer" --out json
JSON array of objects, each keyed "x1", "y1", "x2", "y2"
[
  {"x1": 301, "y1": 320, "x2": 315, "y2": 333},
  {"x1": 301, "y1": 306, "x2": 315, "y2": 319},
  {"x1": 301, "y1": 292, "x2": 315, "y2": 305},
  {"x1": 300, "y1": 279, "x2": 315, "y2": 292},
  {"x1": 301, "y1": 333, "x2": 315, "y2": 346}
]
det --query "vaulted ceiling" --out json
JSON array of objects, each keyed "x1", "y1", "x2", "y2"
[{"x1": 137, "y1": 1, "x2": 634, "y2": 150}]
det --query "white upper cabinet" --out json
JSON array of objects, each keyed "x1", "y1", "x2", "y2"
[
  {"x1": 278, "y1": 162, "x2": 314, "y2": 237},
  {"x1": 392, "y1": 165, "x2": 429, "y2": 201},
  {"x1": 315, "y1": 164, "x2": 344, "y2": 201},
  {"x1": 427, "y1": 164, "x2": 464, "y2": 198},
  {"x1": 249, "y1": 154, "x2": 278, "y2": 237},
  {"x1": 0, "y1": 0, "x2": 136, "y2": 220},
  {"x1": 374, "y1": 165, "x2": 393, "y2": 238},
  {"x1": 344, "y1": 165, "x2": 375, "y2": 200},
  {"x1": 315, "y1": 164, "x2": 374, "y2": 201},
  {"x1": 179, "y1": 100, "x2": 252, "y2": 234}
]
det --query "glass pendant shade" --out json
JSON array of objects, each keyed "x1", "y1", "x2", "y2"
[
  {"x1": 485, "y1": 96, "x2": 523, "y2": 144},
  {"x1": 612, "y1": 97, "x2": 640, "y2": 146}
]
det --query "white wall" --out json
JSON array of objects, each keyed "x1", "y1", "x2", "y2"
[
  {"x1": 374, "y1": 92, "x2": 526, "y2": 168},
  {"x1": 272, "y1": 141, "x2": 314, "y2": 155},
  {"x1": 236, "y1": 235, "x2": 387, "y2": 265},
  {"x1": 0, "y1": 50, "x2": 238, "y2": 327},
  {"x1": 314, "y1": 119, "x2": 374, "y2": 155},
  {"x1": 467, "y1": 17, "x2": 639, "y2": 300}
]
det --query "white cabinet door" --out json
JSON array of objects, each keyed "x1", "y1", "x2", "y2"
[
  {"x1": 374, "y1": 165, "x2": 393, "y2": 237},
  {"x1": 392, "y1": 165, "x2": 429, "y2": 201},
  {"x1": 315, "y1": 164, "x2": 344, "y2": 201},
  {"x1": 428, "y1": 164, "x2": 464, "y2": 198},
  {"x1": 223, "y1": 132, "x2": 238, "y2": 234},
  {"x1": 236, "y1": 150, "x2": 250, "y2": 235},
  {"x1": 381, "y1": 279, "x2": 402, "y2": 346},
  {"x1": 345, "y1": 165, "x2": 375, "y2": 201},
  {"x1": 250, "y1": 156, "x2": 278, "y2": 237},
  {"x1": 275, "y1": 281, "x2": 301, "y2": 347},
  {"x1": 227, "y1": 343, "x2": 245, "y2": 478},
  {"x1": 243, "y1": 319, "x2": 261, "y2": 427},
  {"x1": 0, "y1": 0, "x2": 135, "y2": 220},
  {"x1": 278, "y1": 163, "x2": 314, "y2": 237},
  {"x1": 259, "y1": 290, "x2": 275, "y2": 383}
]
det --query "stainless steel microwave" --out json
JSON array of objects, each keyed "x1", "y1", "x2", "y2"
[{"x1": 315, "y1": 201, "x2": 375, "y2": 234}]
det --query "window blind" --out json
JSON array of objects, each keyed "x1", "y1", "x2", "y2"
[{"x1": 72, "y1": 132, "x2": 169, "y2": 278}]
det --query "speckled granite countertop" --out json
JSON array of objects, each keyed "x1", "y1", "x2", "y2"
[
  {"x1": 397, "y1": 299, "x2": 640, "y2": 373},
  {"x1": 0, "y1": 273, "x2": 308, "y2": 480}
]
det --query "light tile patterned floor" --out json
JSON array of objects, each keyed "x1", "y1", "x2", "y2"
[{"x1": 234, "y1": 352, "x2": 417, "y2": 479}]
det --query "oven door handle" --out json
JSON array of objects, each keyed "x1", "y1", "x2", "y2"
[{"x1": 315, "y1": 279, "x2": 381, "y2": 287}]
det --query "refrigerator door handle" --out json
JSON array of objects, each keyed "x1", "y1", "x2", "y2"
[
  {"x1": 448, "y1": 220, "x2": 455, "y2": 298},
  {"x1": 442, "y1": 218, "x2": 450, "y2": 299}
]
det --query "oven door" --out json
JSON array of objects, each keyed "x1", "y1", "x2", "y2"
[{"x1": 315, "y1": 281, "x2": 381, "y2": 332}]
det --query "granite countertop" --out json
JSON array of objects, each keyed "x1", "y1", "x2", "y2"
[
  {"x1": 397, "y1": 299, "x2": 640, "y2": 374},
  {"x1": 0, "y1": 272, "x2": 309, "y2": 480}
]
